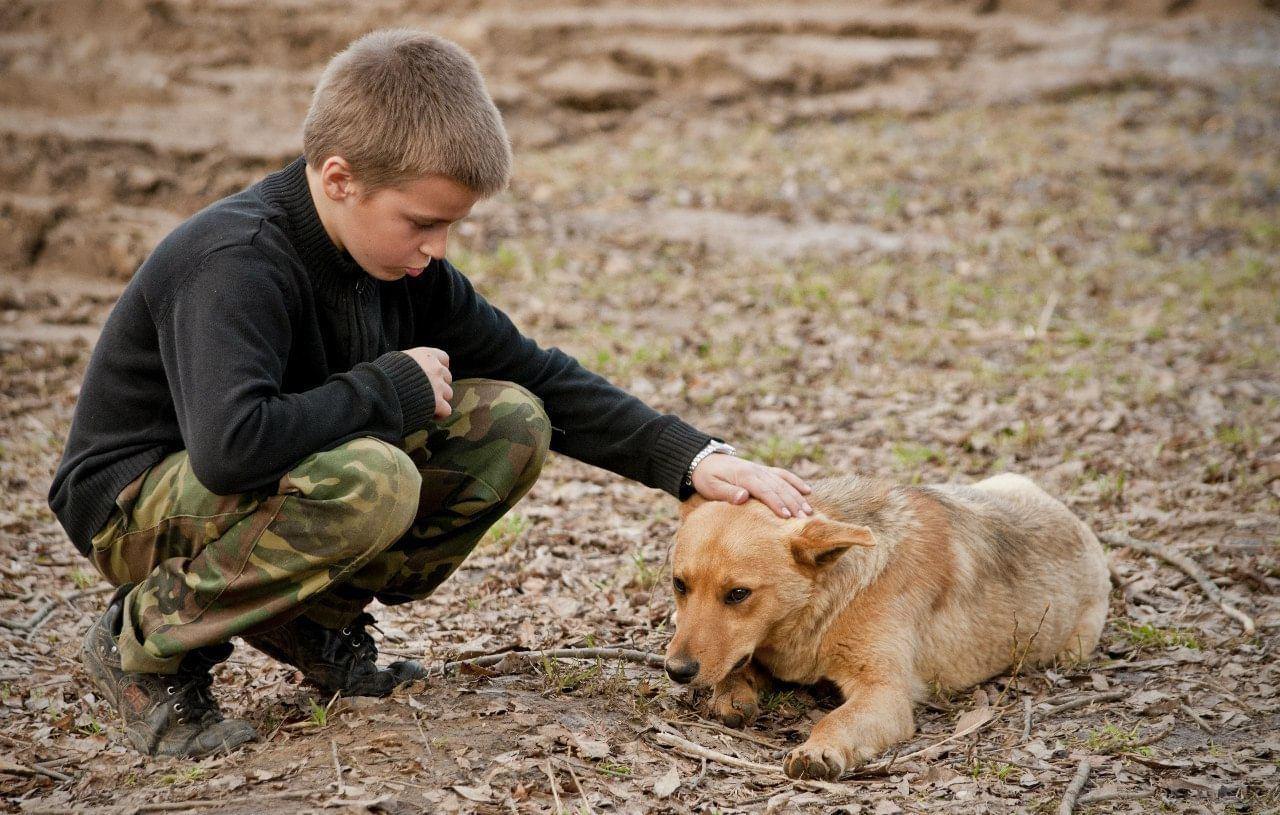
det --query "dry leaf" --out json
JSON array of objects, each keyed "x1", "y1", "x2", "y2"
[{"x1": 653, "y1": 764, "x2": 680, "y2": 798}]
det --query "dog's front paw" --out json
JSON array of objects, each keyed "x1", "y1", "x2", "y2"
[
  {"x1": 709, "y1": 690, "x2": 758, "y2": 729},
  {"x1": 783, "y1": 741, "x2": 855, "y2": 781}
]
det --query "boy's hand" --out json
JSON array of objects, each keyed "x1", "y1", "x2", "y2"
[
  {"x1": 691, "y1": 454, "x2": 813, "y2": 519},
  {"x1": 402, "y1": 347, "x2": 453, "y2": 419}
]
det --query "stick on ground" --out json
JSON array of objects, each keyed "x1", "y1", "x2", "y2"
[
  {"x1": 1058, "y1": 758, "x2": 1093, "y2": 815},
  {"x1": 1103, "y1": 531, "x2": 1255, "y2": 635}
]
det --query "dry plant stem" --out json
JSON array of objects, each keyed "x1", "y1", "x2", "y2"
[
  {"x1": 1103, "y1": 531, "x2": 1256, "y2": 634},
  {"x1": 0, "y1": 758, "x2": 72, "y2": 783},
  {"x1": 1077, "y1": 788, "x2": 1155, "y2": 805},
  {"x1": 1132, "y1": 724, "x2": 1173, "y2": 748},
  {"x1": 441, "y1": 647, "x2": 664, "y2": 674},
  {"x1": 1179, "y1": 700, "x2": 1213, "y2": 734},
  {"x1": 21, "y1": 790, "x2": 314, "y2": 814},
  {"x1": 1042, "y1": 690, "x2": 1127, "y2": 716},
  {"x1": 1022, "y1": 696, "x2": 1033, "y2": 740},
  {"x1": 651, "y1": 731, "x2": 857, "y2": 796},
  {"x1": 559, "y1": 758, "x2": 596, "y2": 815},
  {"x1": 1057, "y1": 758, "x2": 1093, "y2": 815},
  {"x1": 673, "y1": 716, "x2": 786, "y2": 749},
  {"x1": 330, "y1": 738, "x2": 346, "y2": 796},
  {"x1": 543, "y1": 759, "x2": 563, "y2": 812}
]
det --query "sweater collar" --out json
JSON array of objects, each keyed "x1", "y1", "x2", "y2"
[{"x1": 261, "y1": 157, "x2": 366, "y2": 289}]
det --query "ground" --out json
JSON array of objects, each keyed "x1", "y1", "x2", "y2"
[{"x1": 1, "y1": 0, "x2": 1278, "y2": 812}]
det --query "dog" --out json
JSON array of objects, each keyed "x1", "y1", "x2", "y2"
[{"x1": 663, "y1": 473, "x2": 1110, "y2": 780}]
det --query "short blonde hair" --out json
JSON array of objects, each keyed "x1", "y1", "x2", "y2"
[{"x1": 304, "y1": 29, "x2": 511, "y2": 196}]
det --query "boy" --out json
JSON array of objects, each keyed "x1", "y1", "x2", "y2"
[{"x1": 48, "y1": 29, "x2": 812, "y2": 758}]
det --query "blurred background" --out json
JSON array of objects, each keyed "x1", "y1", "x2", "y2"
[{"x1": 1, "y1": 1, "x2": 1277, "y2": 812}]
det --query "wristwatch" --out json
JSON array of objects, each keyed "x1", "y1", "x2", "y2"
[{"x1": 683, "y1": 439, "x2": 738, "y2": 488}]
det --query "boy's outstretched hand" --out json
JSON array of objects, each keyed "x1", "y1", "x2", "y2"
[{"x1": 691, "y1": 454, "x2": 813, "y2": 519}]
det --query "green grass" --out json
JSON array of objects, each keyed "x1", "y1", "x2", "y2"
[
  {"x1": 1116, "y1": 622, "x2": 1201, "y2": 651},
  {"x1": 891, "y1": 442, "x2": 942, "y2": 468},
  {"x1": 746, "y1": 435, "x2": 825, "y2": 467},
  {"x1": 481, "y1": 513, "x2": 530, "y2": 552}
]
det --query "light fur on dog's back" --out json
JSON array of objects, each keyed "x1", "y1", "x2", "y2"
[{"x1": 664, "y1": 473, "x2": 1110, "y2": 780}]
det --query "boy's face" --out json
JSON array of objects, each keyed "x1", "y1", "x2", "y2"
[{"x1": 310, "y1": 158, "x2": 481, "y2": 282}]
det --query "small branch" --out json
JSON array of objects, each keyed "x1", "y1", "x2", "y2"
[
  {"x1": 1057, "y1": 758, "x2": 1093, "y2": 815},
  {"x1": 440, "y1": 647, "x2": 664, "y2": 675},
  {"x1": 1041, "y1": 690, "x2": 1127, "y2": 716},
  {"x1": 669, "y1": 716, "x2": 785, "y2": 749},
  {"x1": 543, "y1": 759, "x2": 564, "y2": 813},
  {"x1": 330, "y1": 738, "x2": 347, "y2": 797},
  {"x1": 1104, "y1": 531, "x2": 1255, "y2": 635},
  {"x1": 650, "y1": 731, "x2": 857, "y2": 796},
  {"x1": 1077, "y1": 787, "x2": 1154, "y2": 805},
  {"x1": 1022, "y1": 696, "x2": 1033, "y2": 741},
  {"x1": 856, "y1": 704, "x2": 1006, "y2": 772},
  {"x1": 558, "y1": 758, "x2": 596, "y2": 815},
  {"x1": 1178, "y1": 700, "x2": 1213, "y2": 734},
  {"x1": 0, "y1": 758, "x2": 72, "y2": 784},
  {"x1": 1132, "y1": 724, "x2": 1173, "y2": 748}
]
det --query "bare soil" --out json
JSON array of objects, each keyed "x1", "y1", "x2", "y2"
[{"x1": 2, "y1": 0, "x2": 1278, "y2": 813}]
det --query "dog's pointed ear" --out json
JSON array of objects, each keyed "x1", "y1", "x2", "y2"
[
  {"x1": 679, "y1": 494, "x2": 708, "y2": 521},
  {"x1": 790, "y1": 515, "x2": 874, "y2": 570}
]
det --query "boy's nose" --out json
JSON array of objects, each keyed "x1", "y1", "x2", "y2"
[
  {"x1": 664, "y1": 656, "x2": 699, "y2": 684},
  {"x1": 420, "y1": 230, "x2": 448, "y2": 262}
]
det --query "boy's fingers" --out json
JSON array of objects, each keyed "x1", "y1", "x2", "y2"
[{"x1": 776, "y1": 468, "x2": 812, "y2": 495}]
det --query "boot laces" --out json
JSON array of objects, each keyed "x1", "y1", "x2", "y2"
[
  {"x1": 338, "y1": 613, "x2": 379, "y2": 666},
  {"x1": 169, "y1": 645, "x2": 232, "y2": 727}
]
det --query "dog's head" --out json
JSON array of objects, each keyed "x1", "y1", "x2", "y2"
[{"x1": 663, "y1": 495, "x2": 874, "y2": 687}]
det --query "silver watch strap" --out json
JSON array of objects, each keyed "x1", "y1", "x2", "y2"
[{"x1": 684, "y1": 440, "x2": 738, "y2": 486}]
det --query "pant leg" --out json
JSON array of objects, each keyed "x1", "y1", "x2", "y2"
[
  {"x1": 88, "y1": 437, "x2": 421, "y2": 674},
  {"x1": 311, "y1": 379, "x2": 551, "y2": 622}
]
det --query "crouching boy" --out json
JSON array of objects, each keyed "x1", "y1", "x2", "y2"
[{"x1": 48, "y1": 29, "x2": 812, "y2": 758}]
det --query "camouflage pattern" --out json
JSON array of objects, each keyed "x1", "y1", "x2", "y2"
[{"x1": 89, "y1": 378, "x2": 551, "y2": 675}]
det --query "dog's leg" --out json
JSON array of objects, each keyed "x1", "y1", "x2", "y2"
[
  {"x1": 783, "y1": 681, "x2": 914, "y2": 781},
  {"x1": 708, "y1": 660, "x2": 771, "y2": 728}
]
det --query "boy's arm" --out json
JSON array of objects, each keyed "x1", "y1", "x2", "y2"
[
  {"x1": 157, "y1": 245, "x2": 434, "y2": 495},
  {"x1": 416, "y1": 259, "x2": 710, "y2": 497}
]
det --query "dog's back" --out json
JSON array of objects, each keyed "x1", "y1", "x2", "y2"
[{"x1": 814, "y1": 473, "x2": 1109, "y2": 692}]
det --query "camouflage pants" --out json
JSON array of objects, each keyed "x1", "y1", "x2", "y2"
[{"x1": 88, "y1": 379, "x2": 551, "y2": 675}]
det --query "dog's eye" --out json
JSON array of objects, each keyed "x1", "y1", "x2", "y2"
[
  {"x1": 672, "y1": 577, "x2": 686, "y2": 595},
  {"x1": 725, "y1": 587, "x2": 751, "y2": 604}
]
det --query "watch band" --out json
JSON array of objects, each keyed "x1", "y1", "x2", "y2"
[{"x1": 683, "y1": 440, "x2": 738, "y2": 487}]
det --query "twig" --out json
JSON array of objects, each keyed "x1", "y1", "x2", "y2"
[
  {"x1": 440, "y1": 646, "x2": 664, "y2": 675},
  {"x1": 651, "y1": 731, "x2": 858, "y2": 796},
  {"x1": 1077, "y1": 787, "x2": 1154, "y2": 805},
  {"x1": 0, "y1": 758, "x2": 72, "y2": 783},
  {"x1": 543, "y1": 759, "x2": 563, "y2": 812},
  {"x1": 1058, "y1": 758, "x2": 1093, "y2": 815},
  {"x1": 670, "y1": 716, "x2": 785, "y2": 749},
  {"x1": 1036, "y1": 290, "x2": 1060, "y2": 336},
  {"x1": 0, "y1": 599, "x2": 55, "y2": 632},
  {"x1": 559, "y1": 758, "x2": 596, "y2": 815},
  {"x1": 1041, "y1": 690, "x2": 1127, "y2": 716},
  {"x1": 1178, "y1": 700, "x2": 1213, "y2": 734},
  {"x1": 20, "y1": 790, "x2": 313, "y2": 813},
  {"x1": 330, "y1": 738, "x2": 346, "y2": 796},
  {"x1": 1132, "y1": 724, "x2": 1173, "y2": 748},
  {"x1": 1022, "y1": 695, "x2": 1033, "y2": 740},
  {"x1": 1104, "y1": 531, "x2": 1256, "y2": 635}
]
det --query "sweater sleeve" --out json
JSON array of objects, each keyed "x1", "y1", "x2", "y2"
[
  {"x1": 414, "y1": 259, "x2": 712, "y2": 497},
  {"x1": 156, "y1": 245, "x2": 434, "y2": 495}
]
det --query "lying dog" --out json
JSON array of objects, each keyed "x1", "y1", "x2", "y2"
[{"x1": 664, "y1": 473, "x2": 1109, "y2": 780}]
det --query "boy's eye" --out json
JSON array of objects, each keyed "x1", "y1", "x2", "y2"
[
  {"x1": 672, "y1": 577, "x2": 686, "y2": 595},
  {"x1": 725, "y1": 587, "x2": 750, "y2": 605}
]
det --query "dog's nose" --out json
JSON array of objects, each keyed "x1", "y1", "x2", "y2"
[{"x1": 665, "y1": 657, "x2": 699, "y2": 684}]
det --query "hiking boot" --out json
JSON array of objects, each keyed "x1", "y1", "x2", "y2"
[
  {"x1": 245, "y1": 612, "x2": 426, "y2": 698},
  {"x1": 81, "y1": 584, "x2": 258, "y2": 758}
]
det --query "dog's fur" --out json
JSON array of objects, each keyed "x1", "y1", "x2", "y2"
[{"x1": 664, "y1": 473, "x2": 1109, "y2": 780}]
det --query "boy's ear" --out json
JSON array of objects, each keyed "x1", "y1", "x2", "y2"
[
  {"x1": 679, "y1": 494, "x2": 707, "y2": 521},
  {"x1": 790, "y1": 515, "x2": 874, "y2": 571}
]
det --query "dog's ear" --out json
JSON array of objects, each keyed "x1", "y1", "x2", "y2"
[
  {"x1": 790, "y1": 515, "x2": 874, "y2": 570},
  {"x1": 679, "y1": 494, "x2": 707, "y2": 521}
]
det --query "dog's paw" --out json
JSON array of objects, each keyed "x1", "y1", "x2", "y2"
[
  {"x1": 709, "y1": 694, "x2": 758, "y2": 729},
  {"x1": 783, "y1": 742, "x2": 848, "y2": 781}
]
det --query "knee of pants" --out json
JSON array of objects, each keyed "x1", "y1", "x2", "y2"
[
  {"x1": 452, "y1": 379, "x2": 552, "y2": 495},
  {"x1": 286, "y1": 437, "x2": 422, "y2": 547}
]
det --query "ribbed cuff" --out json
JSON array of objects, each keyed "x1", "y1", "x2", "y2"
[
  {"x1": 372, "y1": 351, "x2": 435, "y2": 437},
  {"x1": 649, "y1": 418, "x2": 714, "y2": 499}
]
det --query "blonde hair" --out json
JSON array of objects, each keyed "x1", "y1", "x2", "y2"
[{"x1": 303, "y1": 29, "x2": 511, "y2": 196}]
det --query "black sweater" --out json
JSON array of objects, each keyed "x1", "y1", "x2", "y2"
[{"x1": 49, "y1": 158, "x2": 712, "y2": 554}]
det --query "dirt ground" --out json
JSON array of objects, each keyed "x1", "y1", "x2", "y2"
[{"x1": 2, "y1": 0, "x2": 1279, "y2": 812}]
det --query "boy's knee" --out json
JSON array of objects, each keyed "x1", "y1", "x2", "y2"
[
  {"x1": 285, "y1": 437, "x2": 422, "y2": 534},
  {"x1": 453, "y1": 379, "x2": 551, "y2": 479}
]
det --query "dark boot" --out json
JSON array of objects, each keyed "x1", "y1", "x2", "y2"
[
  {"x1": 81, "y1": 585, "x2": 258, "y2": 758},
  {"x1": 244, "y1": 612, "x2": 426, "y2": 698}
]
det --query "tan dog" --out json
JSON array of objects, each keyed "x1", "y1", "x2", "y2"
[{"x1": 664, "y1": 473, "x2": 1109, "y2": 780}]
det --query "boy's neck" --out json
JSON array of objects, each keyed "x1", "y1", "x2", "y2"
[{"x1": 304, "y1": 165, "x2": 347, "y2": 253}]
